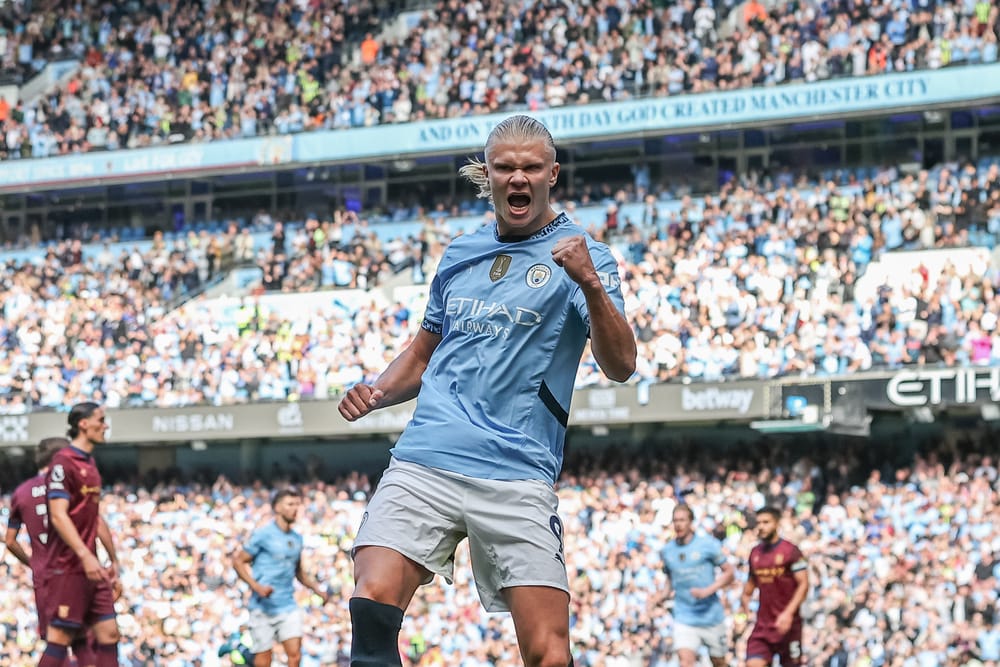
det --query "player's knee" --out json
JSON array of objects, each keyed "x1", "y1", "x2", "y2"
[
  {"x1": 285, "y1": 648, "x2": 301, "y2": 667},
  {"x1": 352, "y1": 574, "x2": 409, "y2": 608},
  {"x1": 522, "y1": 641, "x2": 571, "y2": 667}
]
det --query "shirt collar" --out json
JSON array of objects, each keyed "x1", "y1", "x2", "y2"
[{"x1": 68, "y1": 445, "x2": 92, "y2": 460}]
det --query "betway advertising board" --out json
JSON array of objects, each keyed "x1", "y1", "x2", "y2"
[{"x1": 0, "y1": 381, "x2": 769, "y2": 447}]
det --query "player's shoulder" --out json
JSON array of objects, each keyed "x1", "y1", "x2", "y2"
[
  {"x1": 49, "y1": 446, "x2": 74, "y2": 464},
  {"x1": 12, "y1": 474, "x2": 39, "y2": 496},
  {"x1": 694, "y1": 533, "x2": 723, "y2": 549},
  {"x1": 780, "y1": 539, "x2": 805, "y2": 559},
  {"x1": 444, "y1": 223, "x2": 495, "y2": 252}
]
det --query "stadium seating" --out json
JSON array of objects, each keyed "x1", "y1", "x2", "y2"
[
  {"x1": 0, "y1": 157, "x2": 998, "y2": 414},
  {"x1": 2, "y1": 437, "x2": 997, "y2": 665},
  {"x1": 1, "y1": 0, "x2": 998, "y2": 158}
]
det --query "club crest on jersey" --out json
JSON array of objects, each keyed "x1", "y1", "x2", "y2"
[
  {"x1": 775, "y1": 553, "x2": 784, "y2": 565},
  {"x1": 526, "y1": 264, "x2": 552, "y2": 289},
  {"x1": 489, "y1": 254, "x2": 512, "y2": 282}
]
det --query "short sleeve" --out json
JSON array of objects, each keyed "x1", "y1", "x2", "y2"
[
  {"x1": 46, "y1": 455, "x2": 75, "y2": 502},
  {"x1": 789, "y1": 544, "x2": 807, "y2": 572},
  {"x1": 421, "y1": 271, "x2": 445, "y2": 334},
  {"x1": 245, "y1": 527, "x2": 265, "y2": 559},
  {"x1": 710, "y1": 538, "x2": 726, "y2": 567},
  {"x1": 570, "y1": 242, "x2": 626, "y2": 333}
]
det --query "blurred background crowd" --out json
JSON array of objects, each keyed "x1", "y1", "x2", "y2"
[
  {"x1": 2, "y1": 432, "x2": 999, "y2": 666},
  {"x1": 1, "y1": 155, "x2": 998, "y2": 414},
  {"x1": 0, "y1": 0, "x2": 996, "y2": 157}
]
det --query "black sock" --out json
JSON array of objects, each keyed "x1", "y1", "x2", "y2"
[
  {"x1": 38, "y1": 642, "x2": 68, "y2": 667},
  {"x1": 349, "y1": 597, "x2": 403, "y2": 667}
]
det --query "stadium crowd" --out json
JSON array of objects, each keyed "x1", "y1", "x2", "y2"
[
  {"x1": 1, "y1": 158, "x2": 999, "y2": 413},
  {"x1": 1, "y1": 0, "x2": 998, "y2": 159},
  {"x1": 2, "y1": 432, "x2": 999, "y2": 666}
]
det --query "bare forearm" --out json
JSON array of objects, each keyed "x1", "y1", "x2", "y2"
[
  {"x1": 740, "y1": 581, "x2": 756, "y2": 612},
  {"x1": 297, "y1": 571, "x2": 323, "y2": 594},
  {"x1": 581, "y1": 283, "x2": 636, "y2": 382},
  {"x1": 372, "y1": 330, "x2": 440, "y2": 407},
  {"x1": 4, "y1": 530, "x2": 30, "y2": 567},
  {"x1": 783, "y1": 579, "x2": 809, "y2": 617},
  {"x1": 709, "y1": 565, "x2": 735, "y2": 595},
  {"x1": 233, "y1": 560, "x2": 260, "y2": 590},
  {"x1": 97, "y1": 518, "x2": 118, "y2": 565},
  {"x1": 51, "y1": 511, "x2": 92, "y2": 561},
  {"x1": 372, "y1": 352, "x2": 427, "y2": 406}
]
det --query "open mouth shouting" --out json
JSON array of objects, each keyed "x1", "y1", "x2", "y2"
[{"x1": 507, "y1": 193, "x2": 532, "y2": 218}]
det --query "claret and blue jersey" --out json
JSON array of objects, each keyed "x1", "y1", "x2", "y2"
[{"x1": 391, "y1": 213, "x2": 626, "y2": 484}]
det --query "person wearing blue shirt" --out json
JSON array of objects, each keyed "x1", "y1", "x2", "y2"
[
  {"x1": 660, "y1": 505, "x2": 734, "y2": 667},
  {"x1": 233, "y1": 489, "x2": 329, "y2": 667},
  {"x1": 338, "y1": 114, "x2": 637, "y2": 667}
]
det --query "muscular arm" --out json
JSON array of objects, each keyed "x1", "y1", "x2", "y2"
[
  {"x1": 580, "y1": 281, "x2": 637, "y2": 382},
  {"x1": 296, "y1": 561, "x2": 328, "y2": 602},
  {"x1": 232, "y1": 549, "x2": 269, "y2": 597},
  {"x1": 49, "y1": 497, "x2": 103, "y2": 581},
  {"x1": 706, "y1": 561, "x2": 735, "y2": 596},
  {"x1": 739, "y1": 578, "x2": 756, "y2": 615},
  {"x1": 3, "y1": 526, "x2": 30, "y2": 567},
  {"x1": 371, "y1": 328, "x2": 442, "y2": 407},
  {"x1": 339, "y1": 328, "x2": 442, "y2": 421},
  {"x1": 97, "y1": 516, "x2": 118, "y2": 569},
  {"x1": 782, "y1": 569, "x2": 809, "y2": 617}
]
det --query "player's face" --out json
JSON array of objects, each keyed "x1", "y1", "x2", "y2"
[
  {"x1": 275, "y1": 496, "x2": 302, "y2": 524},
  {"x1": 485, "y1": 138, "x2": 559, "y2": 235},
  {"x1": 672, "y1": 510, "x2": 692, "y2": 540},
  {"x1": 81, "y1": 408, "x2": 109, "y2": 445},
  {"x1": 756, "y1": 513, "x2": 778, "y2": 542}
]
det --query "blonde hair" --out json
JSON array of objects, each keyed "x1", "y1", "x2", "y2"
[{"x1": 458, "y1": 115, "x2": 556, "y2": 202}]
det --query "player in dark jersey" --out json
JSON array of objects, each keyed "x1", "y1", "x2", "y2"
[
  {"x1": 6, "y1": 439, "x2": 71, "y2": 634},
  {"x1": 339, "y1": 115, "x2": 636, "y2": 667},
  {"x1": 7, "y1": 436, "x2": 117, "y2": 667},
  {"x1": 39, "y1": 403, "x2": 121, "y2": 667},
  {"x1": 739, "y1": 507, "x2": 809, "y2": 667}
]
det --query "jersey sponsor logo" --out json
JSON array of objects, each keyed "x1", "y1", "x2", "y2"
[
  {"x1": 489, "y1": 254, "x2": 512, "y2": 282},
  {"x1": 526, "y1": 264, "x2": 552, "y2": 289},
  {"x1": 446, "y1": 296, "x2": 544, "y2": 338},
  {"x1": 51, "y1": 464, "x2": 65, "y2": 483}
]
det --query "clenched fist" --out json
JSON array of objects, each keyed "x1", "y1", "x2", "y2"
[
  {"x1": 551, "y1": 235, "x2": 599, "y2": 289},
  {"x1": 338, "y1": 384, "x2": 385, "y2": 422}
]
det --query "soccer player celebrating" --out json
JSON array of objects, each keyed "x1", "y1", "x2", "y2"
[
  {"x1": 740, "y1": 507, "x2": 809, "y2": 667},
  {"x1": 233, "y1": 488, "x2": 329, "y2": 667},
  {"x1": 339, "y1": 114, "x2": 636, "y2": 667},
  {"x1": 660, "y1": 504, "x2": 734, "y2": 667},
  {"x1": 40, "y1": 403, "x2": 121, "y2": 667}
]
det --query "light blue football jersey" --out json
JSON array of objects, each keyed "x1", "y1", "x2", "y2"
[
  {"x1": 661, "y1": 534, "x2": 727, "y2": 627},
  {"x1": 390, "y1": 212, "x2": 626, "y2": 483},
  {"x1": 245, "y1": 521, "x2": 303, "y2": 615}
]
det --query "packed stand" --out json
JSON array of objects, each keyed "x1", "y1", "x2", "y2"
[
  {"x1": 3, "y1": 0, "x2": 1000, "y2": 159},
  {"x1": 2, "y1": 434, "x2": 999, "y2": 666},
  {"x1": 1, "y1": 158, "x2": 1000, "y2": 412}
]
